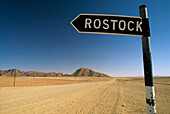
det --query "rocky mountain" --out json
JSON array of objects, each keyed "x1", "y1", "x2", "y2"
[
  {"x1": 0, "y1": 69, "x2": 64, "y2": 77},
  {"x1": 72, "y1": 68, "x2": 110, "y2": 77},
  {"x1": 0, "y1": 68, "x2": 110, "y2": 77}
]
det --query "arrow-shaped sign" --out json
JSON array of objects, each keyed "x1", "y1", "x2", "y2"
[{"x1": 71, "y1": 14, "x2": 150, "y2": 37}]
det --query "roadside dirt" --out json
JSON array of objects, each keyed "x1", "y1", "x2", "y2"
[{"x1": 0, "y1": 77, "x2": 169, "y2": 114}]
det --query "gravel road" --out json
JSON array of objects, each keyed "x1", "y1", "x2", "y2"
[{"x1": 1, "y1": 78, "x2": 169, "y2": 114}]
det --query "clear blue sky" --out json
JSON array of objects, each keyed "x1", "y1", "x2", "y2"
[{"x1": 0, "y1": 0, "x2": 170, "y2": 77}]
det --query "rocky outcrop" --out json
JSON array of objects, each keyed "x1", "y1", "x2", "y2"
[
  {"x1": 72, "y1": 68, "x2": 110, "y2": 77},
  {"x1": 0, "y1": 69, "x2": 64, "y2": 77},
  {"x1": 0, "y1": 68, "x2": 110, "y2": 77},
  {"x1": 0, "y1": 69, "x2": 22, "y2": 76}
]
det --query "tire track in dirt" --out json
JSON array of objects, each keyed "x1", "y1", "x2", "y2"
[
  {"x1": 60, "y1": 79, "x2": 118, "y2": 114},
  {"x1": 52, "y1": 82, "x2": 110, "y2": 114},
  {"x1": 88, "y1": 81, "x2": 116, "y2": 113},
  {"x1": 111, "y1": 81, "x2": 127, "y2": 114}
]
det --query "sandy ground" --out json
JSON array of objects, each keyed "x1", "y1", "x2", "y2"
[
  {"x1": 0, "y1": 77, "x2": 170, "y2": 114},
  {"x1": 0, "y1": 76, "x2": 112, "y2": 87}
]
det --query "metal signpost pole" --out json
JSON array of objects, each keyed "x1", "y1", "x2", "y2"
[{"x1": 139, "y1": 5, "x2": 156, "y2": 114}]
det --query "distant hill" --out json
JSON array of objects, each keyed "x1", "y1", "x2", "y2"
[
  {"x1": 72, "y1": 68, "x2": 110, "y2": 77},
  {"x1": 0, "y1": 68, "x2": 110, "y2": 77},
  {"x1": 0, "y1": 69, "x2": 64, "y2": 77}
]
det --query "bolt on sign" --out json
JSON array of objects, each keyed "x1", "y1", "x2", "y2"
[{"x1": 71, "y1": 14, "x2": 150, "y2": 37}]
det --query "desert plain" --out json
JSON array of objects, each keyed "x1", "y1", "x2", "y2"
[{"x1": 0, "y1": 76, "x2": 170, "y2": 114}]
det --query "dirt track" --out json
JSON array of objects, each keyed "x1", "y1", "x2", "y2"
[{"x1": 0, "y1": 77, "x2": 170, "y2": 114}]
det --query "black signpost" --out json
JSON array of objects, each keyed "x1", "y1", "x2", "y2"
[
  {"x1": 71, "y1": 5, "x2": 156, "y2": 114},
  {"x1": 139, "y1": 5, "x2": 156, "y2": 114}
]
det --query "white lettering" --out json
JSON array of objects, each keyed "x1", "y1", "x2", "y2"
[
  {"x1": 85, "y1": 18, "x2": 92, "y2": 29},
  {"x1": 128, "y1": 21, "x2": 134, "y2": 31},
  {"x1": 119, "y1": 20, "x2": 126, "y2": 31},
  {"x1": 94, "y1": 19, "x2": 101, "y2": 29},
  {"x1": 103, "y1": 19, "x2": 109, "y2": 29},
  {"x1": 136, "y1": 21, "x2": 142, "y2": 32},
  {"x1": 111, "y1": 20, "x2": 118, "y2": 30}
]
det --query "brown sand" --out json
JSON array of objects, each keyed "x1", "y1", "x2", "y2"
[
  {"x1": 0, "y1": 76, "x2": 169, "y2": 114},
  {"x1": 0, "y1": 76, "x2": 112, "y2": 87}
]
